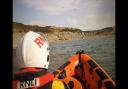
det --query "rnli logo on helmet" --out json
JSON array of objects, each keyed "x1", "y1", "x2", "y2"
[
  {"x1": 17, "y1": 78, "x2": 39, "y2": 89},
  {"x1": 34, "y1": 36, "x2": 46, "y2": 48}
]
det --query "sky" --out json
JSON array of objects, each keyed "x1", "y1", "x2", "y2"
[{"x1": 13, "y1": 0, "x2": 115, "y2": 31}]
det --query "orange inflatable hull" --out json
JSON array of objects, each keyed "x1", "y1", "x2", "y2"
[{"x1": 53, "y1": 51, "x2": 115, "y2": 89}]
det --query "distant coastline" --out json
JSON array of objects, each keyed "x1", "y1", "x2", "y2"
[{"x1": 13, "y1": 22, "x2": 115, "y2": 48}]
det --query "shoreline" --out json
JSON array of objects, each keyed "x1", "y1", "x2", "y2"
[{"x1": 13, "y1": 33, "x2": 115, "y2": 49}]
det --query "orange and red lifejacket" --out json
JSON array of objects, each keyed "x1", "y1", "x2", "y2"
[{"x1": 13, "y1": 68, "x2": 54, "y2": 89}]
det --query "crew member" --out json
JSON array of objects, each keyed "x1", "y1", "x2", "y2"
[{"x1": 13, "y1": 31, "x2": 83, "y2": 89}]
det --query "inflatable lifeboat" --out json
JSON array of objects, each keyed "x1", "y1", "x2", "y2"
[{"x1": 53, "y1": 50, "x2": 115, "y2": 89}]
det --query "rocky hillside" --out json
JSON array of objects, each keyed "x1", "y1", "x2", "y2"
[{"x1": 13, "y1": 22, "x2": 115, "y2": 48}]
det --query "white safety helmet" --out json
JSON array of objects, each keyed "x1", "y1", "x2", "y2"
[{"x1": 16, "y1": 31, "x2": 50, "y2": 69}]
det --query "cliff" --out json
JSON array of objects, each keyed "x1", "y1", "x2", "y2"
[{"x1": 13, "y1": 22, "x2": 115, "y2": 48}]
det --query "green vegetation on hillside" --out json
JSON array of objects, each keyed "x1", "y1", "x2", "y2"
[{"x1": 13, "y1": 22, "x2": 115, "y2": 35}]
